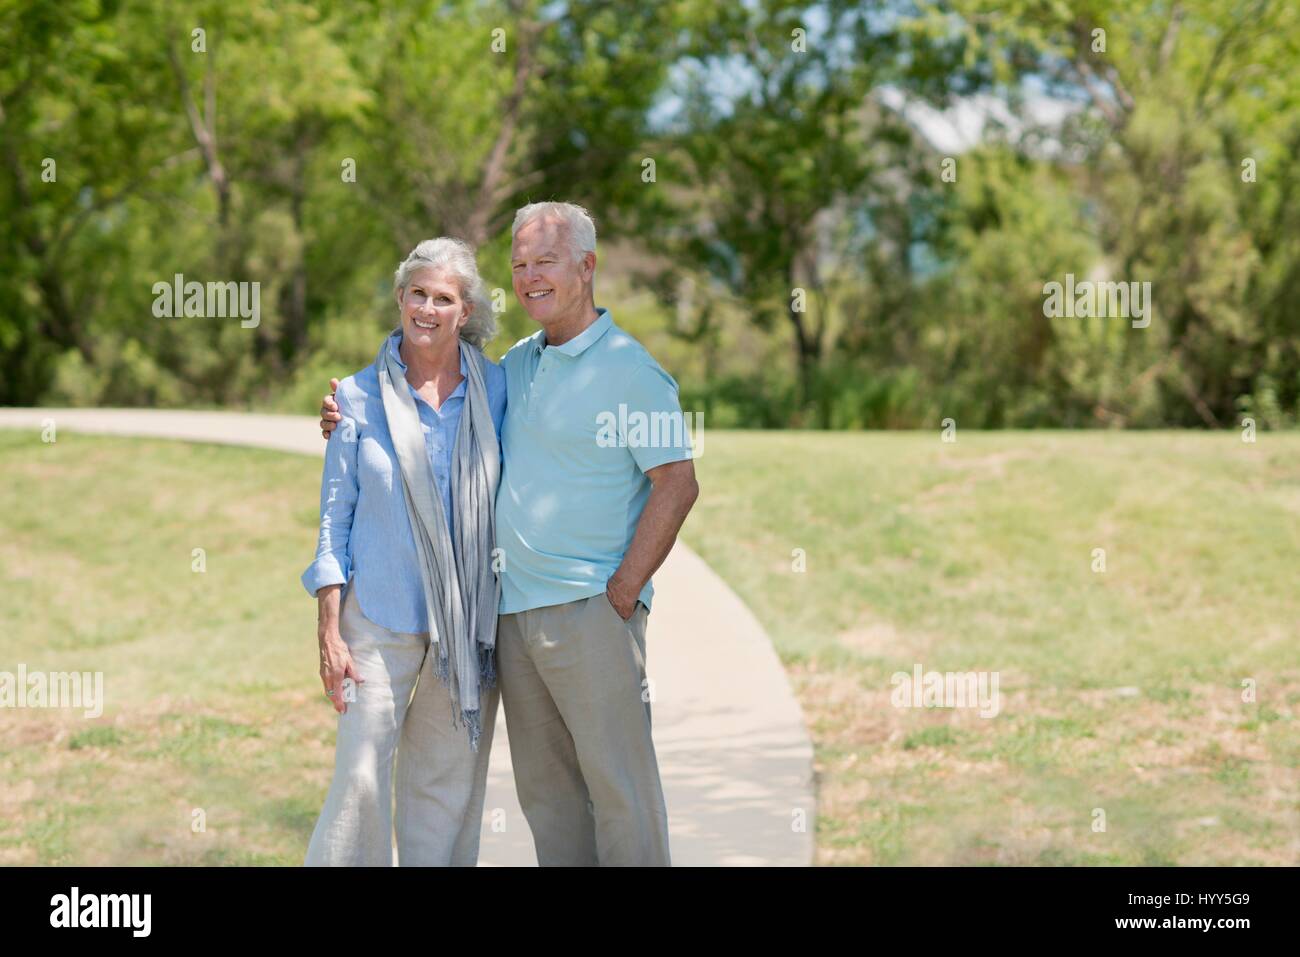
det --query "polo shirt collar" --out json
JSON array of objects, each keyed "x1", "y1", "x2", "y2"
[{"x1": 532, "y1": 307, "x2": 613, "y2": 357}]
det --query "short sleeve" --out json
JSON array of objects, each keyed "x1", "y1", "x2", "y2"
[{"x1": 622, "y1": 362, "x2": 695, "y2": 474}]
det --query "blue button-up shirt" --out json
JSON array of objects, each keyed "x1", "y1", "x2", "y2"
[
  {"x1": 495, "y1": 308, "x2": 693, "y2": 614},
  {"x1": 301, "y1": 330, "x2": 507, "y2": 633}
]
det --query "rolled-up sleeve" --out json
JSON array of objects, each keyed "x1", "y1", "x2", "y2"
[
  {"x1": 301, "y1": 385, "x2": 360, "y2": 597},
  {"x1": 623, "y1": 362, "x2": 695, "y2": 473}
]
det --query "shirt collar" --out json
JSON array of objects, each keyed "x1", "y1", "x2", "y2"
[
  {"x1": 532, "y1": 307, "x2": 613, "y2": 357},
  {"x1": 388, "y1": 328, "x2": 469, "y2": 397}
]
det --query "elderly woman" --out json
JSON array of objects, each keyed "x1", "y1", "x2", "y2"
[{"x1": 301, "y1": 237, "x2": 506, "y2": 866}]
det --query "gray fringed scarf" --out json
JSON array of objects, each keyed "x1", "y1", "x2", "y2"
[{"x1": 377, "y1": 330, "x2": 500, "y2": 751}]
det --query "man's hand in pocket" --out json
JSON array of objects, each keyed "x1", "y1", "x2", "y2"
[{"x1": 605, "y1": 574, "x2": 638, "y2": 621}]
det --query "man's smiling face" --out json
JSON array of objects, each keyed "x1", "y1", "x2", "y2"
[{"x1": 511, "y1": 216, "x2": 594, "y2": 328}]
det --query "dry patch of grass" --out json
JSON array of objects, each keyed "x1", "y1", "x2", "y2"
[{"x1": 684, "y1": 430, "x2": 1300, "y2": 865}]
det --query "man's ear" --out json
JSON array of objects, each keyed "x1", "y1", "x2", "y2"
[{"x1": 581, "y1": 251, "x2": 597, "y2": 283}]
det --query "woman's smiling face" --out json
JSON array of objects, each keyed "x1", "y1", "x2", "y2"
[{"x1": 397, "y1": 266, "x2": 468, "y2": 350}]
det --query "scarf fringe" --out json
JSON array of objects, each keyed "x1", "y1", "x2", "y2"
[{"x1": 461, "y1": 708, "x2": 482, "y2": 753}]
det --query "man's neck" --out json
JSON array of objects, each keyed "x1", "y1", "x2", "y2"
[{"x1": 543, "y1": 304, "x2": 601, "y2": 347}]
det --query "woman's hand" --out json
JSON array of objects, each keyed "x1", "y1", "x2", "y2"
[
  {"x1": 320, "y1": 378, "x2": 342, "y2": 438},
  {"x1": 316, "y1": 584, "x2": 363, "y2": 713},
  {"x1": 318, "y1": 631, "x2": 363, "y2": 714}
]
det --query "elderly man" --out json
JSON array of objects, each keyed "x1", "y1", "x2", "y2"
[{"x1": 320, "y1": 202, "x2": 697, "y2": 866}]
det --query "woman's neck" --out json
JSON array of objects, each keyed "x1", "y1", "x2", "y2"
[{"x1": 399, "y1": 333, "x2": 461, "y2": 390}]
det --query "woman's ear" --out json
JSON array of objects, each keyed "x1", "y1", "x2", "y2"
[{"x1": 394, "y1": 287, "x2": 405, "y2": 310}]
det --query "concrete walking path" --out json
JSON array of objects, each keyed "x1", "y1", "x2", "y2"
[{"x1": 1, "y1": 407, "x2": 816, "y2": 866}]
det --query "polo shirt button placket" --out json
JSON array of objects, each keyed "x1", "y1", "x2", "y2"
[{"x1": 528, "y1": 354, "x2": 548, "y2": 420}]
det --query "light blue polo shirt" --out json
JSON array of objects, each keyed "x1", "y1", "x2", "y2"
[{"x1": 496, "y1": 307, "x2": 693, "y2": 614}]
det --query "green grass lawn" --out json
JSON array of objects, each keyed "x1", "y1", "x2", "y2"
[
  {"x1": 1, "y1": 428, "x2": 1297, "y2": 865},
  {"x1": 0, "y1": 431, "x2": 329, "y2": 864},
  {"x1": 684, "y1": 430, "x2": 1300, "y2": 864}
]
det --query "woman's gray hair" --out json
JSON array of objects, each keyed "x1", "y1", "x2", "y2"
[
  {"x1": 510, "y1": 201, "x2": 597, "y2": 262},
  {"x1": 393, "y1": 237, "x2": 496, "y2": 349}
]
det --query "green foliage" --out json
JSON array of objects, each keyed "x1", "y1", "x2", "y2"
[{"x1": 1, "y1": 0, "x2": 1296, "y2": 426}]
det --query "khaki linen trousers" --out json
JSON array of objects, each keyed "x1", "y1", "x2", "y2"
[
  {"x1": 305, "y1": 584, "x2": 499, "y2": 866},
  {"x1": 497, "y1": 592, "x2": 670, "y2": 866}
]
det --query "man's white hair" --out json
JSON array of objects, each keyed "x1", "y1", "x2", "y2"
[
  {"x1": 511, "y1": 201, "x2": 597, "y2": 262},
  {"x1": 392, "y1": 237, "x2": 496, "y2": 349}
]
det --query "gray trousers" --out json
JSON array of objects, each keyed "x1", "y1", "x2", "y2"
[
  {"x1": 305, "y1": 584, "x2": 498, "y2": 866},
  {"x1": 498, "y1": 592, "x2": 670, "y2": 866}
]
